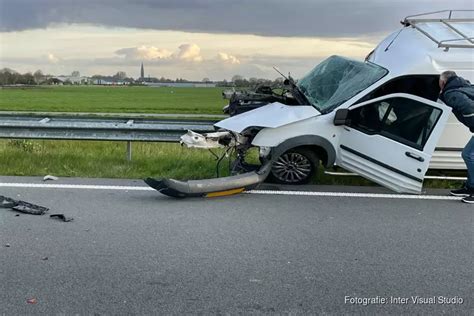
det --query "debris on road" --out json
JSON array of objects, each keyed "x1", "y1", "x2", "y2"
[
  {"x1": 12, "y1": 204, "x2": 48, "y2": 215},
  {"x1": 1, "y1": 198, "x2": 15, "y2": 208},
  {"x1": 26, "y1": 298, "x2": 37, "y2": 304},
  {"x1": 0, "y1": 195, "x2": 49, "y2": 215},
  {"x1": 50, "y1": 214, "x2": 74, "y2": 222},
  {"x1": 5, "y1": 243, "x2": 10, "y2": 247},
  {"x1": 41, "y1": 257, "x2": 48, "y2": 261},
  {"x1": 43, "y1": 175, "x2": 59, "y2": 181},
  {"x1": 145, "y1": 161, "x2": 271, "y2": 198},
  {"x1": 1, "y1": 195, "x2": 76, "y2": 222}
]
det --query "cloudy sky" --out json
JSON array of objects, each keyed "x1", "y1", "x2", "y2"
[{"x1": 0, "y1": 0, "x2": 472, "y2": 80}]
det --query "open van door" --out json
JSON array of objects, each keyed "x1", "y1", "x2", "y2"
[{"x1": 336, "y1": 93, "x2": 451, "y2": 194}]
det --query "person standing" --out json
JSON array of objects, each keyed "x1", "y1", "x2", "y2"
[{"x1": 439, "y1": 71, "x2": 474, "y2": 203}]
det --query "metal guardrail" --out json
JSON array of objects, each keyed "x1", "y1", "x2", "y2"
[{"x1": 0, "y1": 114, "x2": 216, "y2": 160}]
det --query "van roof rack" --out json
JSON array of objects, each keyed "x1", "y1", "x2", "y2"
[{"x1": 402, "y1": 10, "x2": 474, "y2": 50}]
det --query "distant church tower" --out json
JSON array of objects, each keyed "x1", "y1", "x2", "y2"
[{"x1": 140, "y1": 62, "x2": 145, "y2": 80}]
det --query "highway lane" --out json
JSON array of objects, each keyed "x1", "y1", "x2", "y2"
[{"x1": 0, "y1": 177, "x2": 472, "y2": 314}]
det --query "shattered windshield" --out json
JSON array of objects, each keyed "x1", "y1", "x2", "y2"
[{"x1": 297, "y1": 55, "x2": 388, "y2": 113}]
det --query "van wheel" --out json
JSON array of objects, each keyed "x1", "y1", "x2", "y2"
[{"x1": 268, "y1": 148, "x2": 319, "y2": 184}]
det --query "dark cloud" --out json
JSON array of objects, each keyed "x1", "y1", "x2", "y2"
[{"x1": 1, "y1": 0, "x2": 472, "y2": 37}]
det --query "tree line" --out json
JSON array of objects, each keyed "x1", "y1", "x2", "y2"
[
  {"x1": 0, "y1": 68, "x2": 45, "y2": 85},
  {"x1": 226, "y1": 75, "x2": 284, "y2": 88},
  {"x1": 0, "y1": 68, "x2": 285, "y2": 88}
]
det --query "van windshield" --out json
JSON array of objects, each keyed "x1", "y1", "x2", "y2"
[{"x1": 297, "y1": 55, "x2": 388, "y2": 113}]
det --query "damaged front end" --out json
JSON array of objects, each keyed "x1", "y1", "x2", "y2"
[
  {"x1": 145, "y1": 127, "x2": 270, "y2": 198},
  {"x1": 145, "y1": 102, "x2": 321, "y2": 198}
]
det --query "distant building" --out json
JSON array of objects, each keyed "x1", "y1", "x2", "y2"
[
  {"x1": 144, "y1": 82, "x2": 217, "y2": 88},
  {"x1": 140, "y1": 62, "x2": 145, "y2": 80},
  {"x1": 47, "y1": 78, "x2": 63, "y2": 85},
  {"x1": 91, "y1": 79, "x2": 130, "y2": 85},
  {"x1": 53, "y1": 76, "x2": 90, "y2": 85}
]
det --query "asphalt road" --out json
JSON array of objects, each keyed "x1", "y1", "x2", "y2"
[{"x1": 0, "y1": 177, "x2": 472, "y2": 314}]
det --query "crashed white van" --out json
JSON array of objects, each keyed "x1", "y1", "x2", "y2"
[{"x1": 145, "y1": 10, "x2": 473, "y2": 197}]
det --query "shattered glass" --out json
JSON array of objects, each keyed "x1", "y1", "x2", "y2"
[{"x1": 297, "y1": 55, "x2": 388, "y2": 113}]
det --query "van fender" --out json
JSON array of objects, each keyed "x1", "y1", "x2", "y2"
[{"x1": 270, "y1": 135, "x2": 336, "y2": 168}]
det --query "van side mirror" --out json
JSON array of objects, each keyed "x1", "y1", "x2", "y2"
[{"x1": 334, "y1": 109, "x2": 350, "y2": 126}]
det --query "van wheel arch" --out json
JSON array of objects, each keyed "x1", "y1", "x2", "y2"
[
  {"x1": 263, "y1": 136, "x2": 336, "y2": 185},
  {"x1": 270, "y1": 135, "x2": 336, "y2": 168}
]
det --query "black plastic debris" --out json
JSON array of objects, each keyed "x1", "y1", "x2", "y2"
[
  {"x1": 50, "y1": 214, "x2": 74, "y2": 222},
  {"x1": 1, "y1": 199, "x2": 15, "y2": 208},
  {"x1": 12, "y1": 204, "x2": 48, "y2": 215},
  {"x1": 0, "y1": 195, "x2": 49, "y2": 215}
]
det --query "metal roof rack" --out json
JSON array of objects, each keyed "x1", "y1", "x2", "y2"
[{"x1": 401, "y1": 10, "x2": 474, "y2": 50}]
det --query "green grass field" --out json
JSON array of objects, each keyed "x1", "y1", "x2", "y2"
[
  {"x1": 0, "y1": 86, "x2": 227, "y2": 114},
  {"x1": 0, "y1": 86, "x2": 232, "y2": 179}
]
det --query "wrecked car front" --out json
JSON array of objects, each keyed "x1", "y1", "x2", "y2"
[{"x1": 181, "y1": 102, "x2": 321, "y2": 160}]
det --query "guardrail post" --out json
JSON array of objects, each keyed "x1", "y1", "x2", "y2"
[{"x1": 126, "y1": 141, "x2": 132, "y2": 161}]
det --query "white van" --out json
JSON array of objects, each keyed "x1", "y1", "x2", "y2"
[{"x1": 146, "y1": 10, "x2": 473, "y2": 197}]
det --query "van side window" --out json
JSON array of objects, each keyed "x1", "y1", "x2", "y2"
[
  {"x1": 349, "y1": 97, "x2": 442, "y2": 149},
  {"x1": 356, "y1": 75, "x2": 440, "y2": 103}
]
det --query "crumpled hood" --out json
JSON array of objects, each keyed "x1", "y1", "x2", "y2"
[{"x1": 215, "y1": 102, "x2": 320, "y2": 133}]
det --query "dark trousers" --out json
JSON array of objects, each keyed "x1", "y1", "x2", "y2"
[{"x1": 462, "y1": 136, "x2": 474, "y2": 189}]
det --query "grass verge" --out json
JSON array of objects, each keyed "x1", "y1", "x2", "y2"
[
  {"x1": 0, "y1": 140, "x2": 229, "y2": 180},
  {"x1": 0, "y1": 139, "x2": 465, "y2": 189}
]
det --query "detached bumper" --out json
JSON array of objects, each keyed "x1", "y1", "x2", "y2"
[{"x1": 144, "y1": 162, "x2": 271, "y2": 198}]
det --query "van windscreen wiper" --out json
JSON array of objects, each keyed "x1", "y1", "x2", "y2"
[{"x1": 273, "y1": 67, "x2": 310, "y2": 105}]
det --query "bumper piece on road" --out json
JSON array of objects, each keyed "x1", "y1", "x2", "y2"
[{"x1": 144, "y1": 162, "x2": 271, "y2": 198}]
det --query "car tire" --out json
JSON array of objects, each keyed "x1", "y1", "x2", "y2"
[{"x1": 267, "y1": 148, "x2": 319, "y2": 185}]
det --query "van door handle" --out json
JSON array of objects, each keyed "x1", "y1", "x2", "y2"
[{"x1": 405, "y1": 152, "x2": 424, "y2": 162}]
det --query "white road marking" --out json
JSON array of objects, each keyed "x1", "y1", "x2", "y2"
[
  {"x1": 0, "y1": 182, "x2": 154, "y2": 191},
  {"x1": 247, "y1": 190, "x2": 461, "y2": 200},
  {"x1": 0, "y1": 182, "x2": 461, "y2": 200}
]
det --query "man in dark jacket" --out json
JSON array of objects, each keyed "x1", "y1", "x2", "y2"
[{"x1": 439, "y1": 71, "x2": 474, "y2": 204}]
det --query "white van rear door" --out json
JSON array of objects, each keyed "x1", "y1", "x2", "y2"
[{"x1": 337, "y1": 93, "x2": 451, "y2": 194}]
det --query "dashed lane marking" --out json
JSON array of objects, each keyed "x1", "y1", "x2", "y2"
[{"x1": 247, "y1": 189, "x2": 461, "y2": 200}]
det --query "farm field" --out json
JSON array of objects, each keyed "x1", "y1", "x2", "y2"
[{"x1": 0, "y1": 85, "x2": 227, "y2": 114}]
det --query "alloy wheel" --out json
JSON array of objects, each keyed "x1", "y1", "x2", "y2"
[{"x1": 271, "y1": 152, "x2": 312, "y2": 183}]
